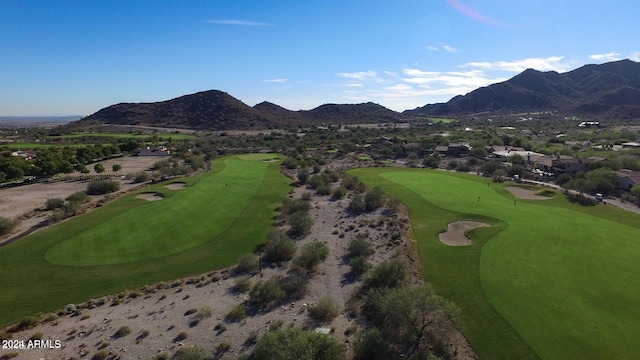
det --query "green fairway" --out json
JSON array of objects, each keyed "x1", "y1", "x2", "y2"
[
  {"x1": 0, "y1": 154, "x2": 289, "y2": 327},
  {"x1": 46, "y1": 132, "x2": 195, "y2": 140},
  {"x1": 349, "y1": 168, "x2": 640, "y2": 360}
]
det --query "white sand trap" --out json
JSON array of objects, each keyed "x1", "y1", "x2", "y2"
[
  {"x1": 439, "y1": 221, "x2": 491, "y2": 246},
  {"x1": 135, "y1": 192, "x2": 163, "y2": 201},
  {"x1": 164, "y1": 182, "x2": 186, "y2": 190},
  {"x1": 505, "y1": 186, "x2": 552, "y2": 200}
]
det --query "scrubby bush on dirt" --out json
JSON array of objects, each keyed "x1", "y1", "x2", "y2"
[
  {"x1": 363, "y1": 260, "x2": 408, "y2": 290},
  {"x1": 235, "y1": 253, "x2": 260, "y2": 274},
  {"x1": 364, "y1": 187, "x2": 385, "y2": 211},
  {"x1": 250, "y1": 327, "x2": 346, "y2": 360},
  {"x1": 249, "y1": 280, "x2": 286, "y2": 308},
  {"x1": 348, "y1": 234, "x2": 374, "y2": 258},
  {"x1": 172, "y1": 346, "x2": 211, "y2": 360},
  {"x1": 86, "y1": 179, "x2": 120, "y2": 195},
  {"x1": 332, "y1": 186, "x2": 347, "y2": 199},
  {"x1": 262, "y1": 231, "x2": 297, "y2": 263},
  {"x1": 0, "y1": 216, "x2": 19, "y2": 236},
  {"x1": 350, "y1": 256, "x2": 371, "y2": 274},
  {"x1": 66, "y1": 191, "x2": 88, "y2": 203},
  {"x1": 348, "y1": 195, "x2": 366, "y2": 214},
  {"x1": 225, "y1": 304, "x2": 247, "y2": 322},
  {"x1": 353, "y1": 328, "x2": 389, "y2": 360},
  {"x1": 233, "y1": 276, "x2": 252, "y2": 293},
  {"x1": 294, "y1": 241, "x2": 329, "y2": 272},
  {"x1": 274, "y1": 274, "x2": 309, "y2": 299},
  {"x1": 280, "y1": 197, "x2": 311, "y2": 215},
  {"x1": 45, "y1": 197, "x2": 65, "y2": 210},
  {"x1": 308, "y1": 296, "x2": 339, "y2": 322},
  {"x1": 288, "y1": 211, "x2": 314, "y2": 237},
  {"x1": 113, "y1": 325, "x2": 131, "y2": 338}
]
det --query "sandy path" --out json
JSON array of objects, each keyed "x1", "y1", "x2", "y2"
[
  {"x1": 505, "y1": 186, "x2": 552, "y2": 200},
  {"x1": 439, "y1": 221, "x2": 491, "y2": 246}
]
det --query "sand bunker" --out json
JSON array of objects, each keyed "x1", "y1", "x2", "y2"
[
  {"x1": 164, "y1": 182, "x2": 186, "y2": 190},
  {"x1": 135, "y1": 192, "x2": 163, "y2": 201},
  {"x1": 505, "y1": 186, "x2": 552, "y2": 200},
  {"x1": 439, "y1": 221, "x2": 491, "y2": 246}
]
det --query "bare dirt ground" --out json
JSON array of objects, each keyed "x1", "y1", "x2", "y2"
[
  {"x1": 439, "y1": 221, "x2": 491, "y2": 246},
  {"x1": 504, "y1": 186, "x2": 552, "y2": 200},
  {"x1": 0, "y1": 156, "x2": 160, "y2": 245},
  {"x1": 1, "y1": 166, "x2": 477, "y2": 360}
]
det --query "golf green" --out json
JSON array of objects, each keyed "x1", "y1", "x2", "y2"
[{"x1": 350, "y1": 167, "x2": 640, "y2": 360}]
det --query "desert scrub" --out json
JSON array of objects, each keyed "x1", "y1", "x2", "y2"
[
  {"x1": 348, "y1": 235, "x2": 374, "y2": 258},
  {"x1": 225, "y1": 304, "x2": 247, "y2": 322},
  {"x1": 294, "y1": 241, "x2": 329, "y2": 272},
  {"x1": 113, "y1": 325, "x2": 131, "y2": 338},
  {"x1": 91, "y1": 349, "x2": 109, "y2": 360},
  {"x1": 308, "y1": 296, "x2": 340, "y2": 322},
  {"x1": 350, "y1": 256, "x2": 371, "y2": 275},
  {"x1": 249, "y1": 280, "x2": 286, "y2": 307},
  {"x1": 262, "y1": 230, "x2": 297, "y2": 263},
  {"x1": 275, "y1": 274, "x2": 309, "y2": 299},
  {"x1": 29, "y1": 332, "x2": 44, "y2": 341},
  {"x1": 173, "y1": 329, "x2": 188, "y2": 342},
  {"x1": 235, "y1": 253, "x2": 260, "y2": 274},
  {"x1": 172, "y1": 346, "x2": 210, "y2": 360},
  {"x1": 0, "y1": 216, "x2": 19, "y2": 236},
  {"x1": 233, "y1": 276, "x2": 252, "y2": 293}
]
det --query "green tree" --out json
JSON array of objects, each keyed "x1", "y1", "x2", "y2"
[
  {"x1": 263, "y1": 231, "x2": 297, "y2": 263},
  {"x1": 297, "y1": 168, "x2": 310, "y2": 185},
  {"x1": 93, "y1": 163, "x2": 105, "y2": 173},
  {"x1": 112, "y1": 164, "x2": 122, "y2": 173},
  {"x1": 364, "y1": 187, "x2": 385, "y2": 211}
]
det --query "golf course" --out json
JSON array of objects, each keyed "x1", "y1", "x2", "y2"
[
  {"x1": 0, "y1": 154, "x2": 290, "y2": 327},
  {"x1": 350, "y1": 167, "x2": 640, "y2": 360}
]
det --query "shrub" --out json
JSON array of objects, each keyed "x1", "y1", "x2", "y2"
[
  {"x1": 353, "y1": 328, "x2": 389, "y2": 360},
  {"x1": 249, "y1": 280, "x2": 286, "y2": 307},
  {"x1": 65, "y1": 191, "x2": 88, "y2": 203},
  {"x1": 233, "y1": 276, "x2": 252, "y2": 293},
  {"x1": 332, "y1": 186, "x2": 347, "y2": 199},
  {"x1": 92, "y1": 349, "x2": 109, "y2": 360},
  {"x1": 348, "y1": 195, "x2": 366, "y2": 214},
  {"x1": 275, "y1": 274, "x2": 309, "y2": 299},
  {"x1": 216, "y1": 342, "x2": 232, "y2": 356},
  {"x1": 348, "y1": 236, "x2": 374, "y2": 258},
  {"x1": 93, "y1": 163, "x2": 105, "y2": 173},
  {"x1": 45, "y1": 198, "x2": 65, "y2": 210},
  {"x1": 172, "y1": 346, "x2": 210, "y2": 360},
  {"x1": 308, "y1": 174, "x2": 324, "y2": 189},
  {"x1": 225, "y1": 304, "x2": 247, "y2": 322},
  {"x1": 113, "y1": 325, "x2": 131, "y2": 338},
  {"x1": 316, "y1": 184, "x2": 332, "y2": 196},
  {"x1": 173, "y1": 329, "x2": 188, "y2": 342},
  {"x1": 262, "y1": 231, "x2": 297, "y2": 263},
  {"x1": 250, "y1": 327, "x2": 346, "y2": 360},
  {"x1": 350, "y1": 256, "x2": 370, "y2": 274},
  {"x1": 63, "y1": 201, "x2": 82, "y2": 217},
  {"x1": 308, "y1": 296, "x2": 339, "y2": 322},
  {"x1": 297, "y1": 168, "x2": 310, "y2": 185},
  {"x1": 294, "y1": 241, "x2": 329, "y2": 272},
  {"x1": 364, "y1": 187, "x2": 385, "y2": 212},
  {"x1": 363, "y1": 260, "x2": 408, "y2": 290},
  {"x1": 288, "y1": 211, "x2": 314, "y2": 237},
  {"x1": 87, "y1": 179, "x2": 120, "y2": 195},
  {"x1": 0, "y1": 216, "x2": 19, "y2": 236},
  {"x1": 236, "y1": 253, "x2": 260, "y2": 274},
  {"x1": 280, "y1": 198, "x2": 311, "y2": 215},
  {"x1": 132, "y1": 172, "x2": 151, "y2": 183}
]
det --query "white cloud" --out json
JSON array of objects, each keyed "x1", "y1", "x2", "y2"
[
  {"x1": 442, "y1": 45, "x2": 459, "y2": 53},
  {"x1": 630, "y1": 52, "x2": 640, "y2": 62},
  {"x1": 345, "y1": 83, "x2": 364, "y2": 87},
  {"x1": 335, "y1": 70, "x2": 381, "y2": 82},
  {"x1": 462, "y1": 56, "x2": 570, "y2": 72},
  {"x1": 205, "y1": 19, "x2": 274, "y2": 26},
  {"x1": 589, "y1": 52, "x2": 622, "y2": 62},
  {"x1": 383, "y1": 71, "x2": 398, "y2": 77},
  {"x1": 263, "y1": 78, "x2": 288, "y2": 83},
  {"x1": 425, "y1": 44, "x2": 459, "y2": 53}
]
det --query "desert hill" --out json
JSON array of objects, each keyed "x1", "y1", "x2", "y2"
[
  {"x1": 77, "y1": 91, "x2": 403, "y2": 130},
  {"x1": 406, "y1": 59, "x2": 640, "y2": 119}
]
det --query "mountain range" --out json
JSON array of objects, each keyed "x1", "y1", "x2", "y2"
[{"x1": 77, "y1": 59, "x2": 640, "y2": 130}]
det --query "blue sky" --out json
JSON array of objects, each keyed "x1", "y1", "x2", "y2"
[{"x1": 1, "y1": 0, "x2": 638, "y2": 116}]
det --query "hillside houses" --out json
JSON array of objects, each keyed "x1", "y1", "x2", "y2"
[{"x1": 617, "y1": 170, "x2": 640, "y2": 190}]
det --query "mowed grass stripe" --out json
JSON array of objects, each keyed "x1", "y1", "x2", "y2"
[
  {"x1": 0, "y1": 154, "x2": 290, "y2": 328},
  {"x1": 351, "y1": 167, "x2": 640, "y2": 360},
  {"x1": 45, "y1": 156, "x2": 268, "y2": 265}
]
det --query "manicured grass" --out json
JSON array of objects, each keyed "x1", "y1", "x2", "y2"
[
  {"x1": 426, "y1": 117, "x2": 456, "y2": 123},
  {"x1": 350, "y1": 168, "x2": 640, "y2": 360},
  {"x1": 0, "y1": 154, "x2": 290, "y2": 328}
]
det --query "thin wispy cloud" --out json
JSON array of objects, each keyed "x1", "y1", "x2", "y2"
[
  {"x1": 462, "y1": 56, "x2": 570, "y2": 72},
  {"x1": 335, "y1": 70, "x2": 381, "y2": 82},
  {"x1": 263, "y1": 78, "x2": 288, "y2": 83},
  {"x1": 447, "y1": 0, "x2": 511, "y2": 28},
  {"x1": 426, "y1": 44, "x2": 459, "y2": 53},
  {"x1": 205, "y1": 19, "x2": 274, "y2": 27},
  {"x1": 589, "y1": 52, "x2": 622, "y2": 62}
]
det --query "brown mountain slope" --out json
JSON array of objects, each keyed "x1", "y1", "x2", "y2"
[{"x1": 77, "y1": 92, "x2": 403, "y2": 130}]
